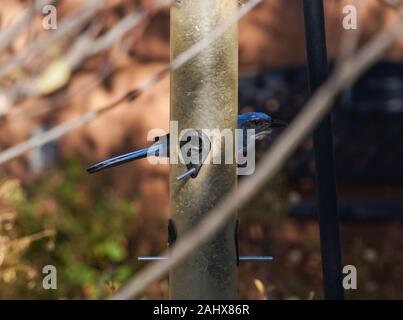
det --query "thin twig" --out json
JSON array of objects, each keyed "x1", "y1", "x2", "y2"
[
  {"x1": 380, "y1": 0, "x2": 403, "y2": 10},
  {"x1": 8, "y1": 8, "x2": 152, "y2": 121},
  {"x1": 3, "y1": 10, "x2": 149, "y2": 105},
  {"x1": 0, "y1": 0, "x2": 104, "y2": 79},
  {"x1": 0, "y1": 111, "x2": 97, "y2": 165}
]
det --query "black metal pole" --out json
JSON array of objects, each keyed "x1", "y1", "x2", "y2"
[{"x1": 302, "y1": 0, "x2": 344, "y2": 300}]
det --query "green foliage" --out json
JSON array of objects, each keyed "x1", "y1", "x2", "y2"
[{"x1": 0, "y1": 157, "x2": 140, "y2": 299}]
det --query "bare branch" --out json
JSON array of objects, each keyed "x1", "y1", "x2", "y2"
[
  {"x1": 0, "y1": 0, "x2": 173, "y2": 115},
  {"x1": 6, "y1": 8, "x2": 152, "y2": 121},
  {"x1": 380, "y1": 0, "x2": 403, "y2": 10},
  {"x1": 0, "y1": 0, "x2": 105, "y2": 79},
  {"x1": 2, "y1": 10, "x2": 148, "y2": 106},
  {"x1": 66, "y1": 11, "x2": 145, "y2": 70},
  {"x1": 0, "y1": 112, "x2": 97, "y2": 165}
]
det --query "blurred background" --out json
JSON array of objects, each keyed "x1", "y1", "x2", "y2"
[{"x1": 1, "y1": 0, "x2": 403, "y2": 299}]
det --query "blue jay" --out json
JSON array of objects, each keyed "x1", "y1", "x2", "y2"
[{"x1": 87, "y1": 112, "x2": 286, "y2": 175}]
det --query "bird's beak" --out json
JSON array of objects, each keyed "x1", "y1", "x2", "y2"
[{"x1": 271, "y1": 119, "x2": 287, "y2": 129}]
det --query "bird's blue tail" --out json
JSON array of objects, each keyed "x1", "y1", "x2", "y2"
[{"x1": 87, "y1": 144, "x2": 162, "y2": 174}]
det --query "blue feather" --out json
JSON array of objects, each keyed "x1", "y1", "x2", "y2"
[{"x1": 87, "y1": 112, "x2": 284, "y2": 174}]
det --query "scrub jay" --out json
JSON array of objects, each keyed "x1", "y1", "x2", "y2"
[{"x1": 87, "y1": 112, "x2": 286, "y2": 175}]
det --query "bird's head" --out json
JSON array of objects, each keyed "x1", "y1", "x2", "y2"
[{"x1": 238, "y1": 112, "x2": 287, "y2": 139}]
